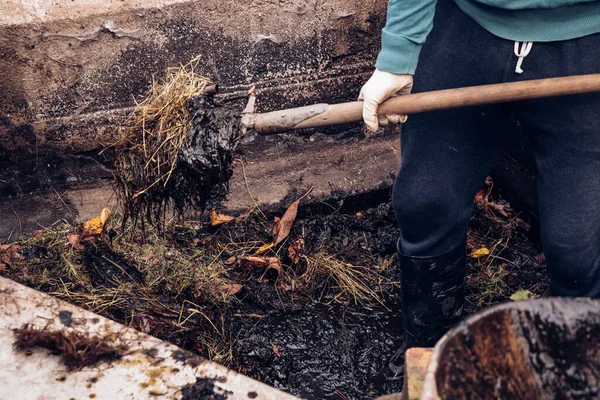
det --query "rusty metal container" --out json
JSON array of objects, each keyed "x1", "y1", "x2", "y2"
[{"x1": 422, "y1": 299, "x2": 600, "y2": 400}]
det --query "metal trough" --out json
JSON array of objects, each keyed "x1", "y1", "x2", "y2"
[{"x1": 422, "y1": 298, "x2": 600, "y2": 400}]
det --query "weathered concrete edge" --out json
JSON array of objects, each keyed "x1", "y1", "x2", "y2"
[{"x1": 0, "y1": 276, "x2": 298, "y2": 399}]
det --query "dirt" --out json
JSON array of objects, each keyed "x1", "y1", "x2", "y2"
[
  {"x1": 181, "y1": 377, "x2": 232, "y2": 400},
  {"x1": 177, "y1": 95, "x2": 243, "y2": 211},
  {"x1": 0, "y1": 185, "x2": 548, "y2": 399}
]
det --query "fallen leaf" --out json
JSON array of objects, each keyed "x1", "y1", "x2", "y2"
[
  {"x1": 82, "y1": 206, "x2": 111, "y2": 237},
  {"x1": 258, "y1": 258, "x2": 282, "y2": 283},
  {"x1": 515, "y1": 218, "x2": 531, "y2": 232},
  {"x1": 471, "y1": 247, "x2": 490, "y2": 258},
  {"x1": 474, "y1": 189, "x2": 487, "y2": 202},
  {"x1": 0, "y1": 244, "x2": 24, "y2": 266},
  {"x1": 510, "y1": 289, "x2": 532, "y2": 301},
  {"x1": 271, "y1": 342, "x2": 281, "y2": 358},
  {"x1": 67, "y1": 234, "x2": 84, "y2": 250},
  {"x1": 288, "y1": 238, "x2": 304, "y2": 264},
  {"x1": 536, "y1": 252, "x2": 546, "y2": 266},
  {"x1": 239, "y1": 256, "x2": 271, "y2": 268},
  {"x1": 224, "y1": 256, "x2": 237, "y2": 265},
  {"x1": 140, "y1": 252, "x2": 155, "y2": 263},
  {"x1": 222, "y1": 283, "x2": 244, "y2": 296},
  {"x1": 210, "y1": 209, "x2": 236, "y2": 226},
  {"x1": 489, "y1": 202, "x2": 510, "y2": 217},
  {"x1": 255, "y1": 242, "x2": 275, "y2": 256},
  {"x1": 273, "y1": 202, "x2": 299, "y2": 245},
  {"x1": 273, "y1": 187, "x2": 313, "y2": 245}
]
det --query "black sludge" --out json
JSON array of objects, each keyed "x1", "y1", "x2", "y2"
[{"x1": 175, "y1": 96, "x2": 242, "y2": 212}]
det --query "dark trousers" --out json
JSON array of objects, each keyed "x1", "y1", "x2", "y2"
[{"x1": 393, "y1": 0, "x2": 600, "y2": 298}]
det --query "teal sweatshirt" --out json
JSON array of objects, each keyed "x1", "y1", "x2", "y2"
[{"x1": 376, "y1": 0, "x2": 600, "y2": 74}]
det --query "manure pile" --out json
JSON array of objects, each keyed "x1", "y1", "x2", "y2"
[{"x1": 113, "y1": 59, "x2": 242, "y2": 226}]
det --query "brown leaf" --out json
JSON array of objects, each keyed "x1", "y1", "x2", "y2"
[
  {"x1": 515, "y1": 217, "x2": 531, "y2": 232},
  {"x1": 271, "y1": 342, "x2": 281, "y2": 358},
  {"x1": 272, "y1": 188, "x2": 313, "y2": 246},
  {"x1": 273, "y1": 200, "x2": 299, "y2": 245},
  {"x1": 489, "y1": 202, "x2": 510, "y2": 217},
  {"x1": 288, "y1": 238, "x2": 304, "y2": 265},
  {"x1": 239, "y1": 256, "x2": 271, "y2": 268},
  {"x1": 474, "y1": 189, "x2": 487, "y2": 202},
  {"x1": 224, "y1": 256, "x2": 237, "y2": 265},
  {"x1": 67, "y1": 234, "x2": 85, "y2": 250},
  {"x1": 210, "y1": 209, "x2": 236, "y2": 226},
  {"x1": 222, "y1": 283, "x2": 244, "y2": 296},
  {"x1": 0, "y1": 244, "x2": 24, "y2": 266},
  {"x1": 258, "y1": 258, "x2": 282, "y2": 283},
  {"x1": 536, "y1": 252, "x2": 546, "y2": 266}
]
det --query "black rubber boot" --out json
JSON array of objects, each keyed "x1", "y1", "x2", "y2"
[{"x1": 384, "y1": 241, "x2": 466, "y2": 380}]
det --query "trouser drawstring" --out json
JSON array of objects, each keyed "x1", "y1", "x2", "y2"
[{"x1": 514, "y1": 41, "x2": 533, "y2": 74}]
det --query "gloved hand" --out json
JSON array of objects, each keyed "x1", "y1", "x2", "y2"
[{"x1": 358, "y1": 69, "x2": 413, "y2": 132}]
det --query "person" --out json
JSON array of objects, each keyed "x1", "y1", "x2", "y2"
[{"x1": 359, "y1": 0, "x2": 600, "y2": 380}]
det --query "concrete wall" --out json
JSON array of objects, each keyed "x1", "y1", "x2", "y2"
[
  {"x1": 1, "y1": 0, "x2": 402, "y2": 241},
  {"x1": 1, "y1": 0, "x2": 386, "y2": 155}
]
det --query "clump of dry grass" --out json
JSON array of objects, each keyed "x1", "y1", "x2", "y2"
[
  {"x1": 302, "y1": 251, "x2": 396, "y2": 308},
  {"x1": 13, "y1": 324, "x2": 128, "y2": 371},
  {"x1": 112, "y1": 58, "x2": 214, "y2": 226}
]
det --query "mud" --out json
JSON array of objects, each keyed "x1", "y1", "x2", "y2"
[
  {"x1": 177, "y1": 96, "x2": 242, "y2": 211},
  {"x1": 83, "y1": 243, "x2": 144, "y2": 288},
  {"x1": 2, "y1": 186, "x2": 548, "y2": 399},
  {"x1": 231, "y1": 301, "x2": 403, "y2": 399},
  {"x1": 114, "y1": 95, "x2": 242, "y2": 225},
  {"x1": 181, "y1": 377, "x2": 232, "y2": 400}
]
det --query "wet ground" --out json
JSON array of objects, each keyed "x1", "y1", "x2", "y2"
[{"x1": 0, "y1": 185, "x2": 548, "y2": 400}]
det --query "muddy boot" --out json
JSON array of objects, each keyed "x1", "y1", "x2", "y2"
[{"x1": 383, "y1": 241, "x2": 466, "y2": 380}]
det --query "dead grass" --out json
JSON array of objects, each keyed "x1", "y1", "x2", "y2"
[
  {"x1": 13, "y1": 324, "x2": 128, "y2": 371},
  {"x1": 302, "y1": 251, "x2": 396, "y2": 308}
]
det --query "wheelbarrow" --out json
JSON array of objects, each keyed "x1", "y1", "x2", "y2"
[{"x1": 416, "y1": 298, "x2": 600, "y2": 400}]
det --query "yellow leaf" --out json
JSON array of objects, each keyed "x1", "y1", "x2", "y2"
[
  {"x1": 470, "y1": 247, "x2": 490, "y2": 258},
  {"x1": 510, "y1": 289, "x2": 532, "y2": 301},
  {"x1": 210, "y1": 209, "x2": 236, "y2": 226},
  {"x1": 254, "y1": 242, "x2": 275, "y2": 255},
  {"x1": 82, "y1": 206, "x2": 110, "y2": 237}
]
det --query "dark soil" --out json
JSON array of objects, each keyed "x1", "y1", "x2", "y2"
[
  {"x1": 181, "y1": 377, "x2": 232, "y2": 400},
  {"x1": 0, "y1": 185, "x2": 548, "y2": 399}
]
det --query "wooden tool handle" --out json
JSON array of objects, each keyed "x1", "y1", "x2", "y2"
[{"x1": 247, "y1": 74, "x2": 600, "y2": 134}]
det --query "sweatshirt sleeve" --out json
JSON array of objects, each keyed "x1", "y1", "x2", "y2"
[{"x1": 375, "y1": 0, "x2": 438, "y2": 75}]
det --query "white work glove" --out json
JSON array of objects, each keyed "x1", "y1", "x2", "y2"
[{"x1": 358, "y1": 69, "x2": 413, "y2": 132}]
